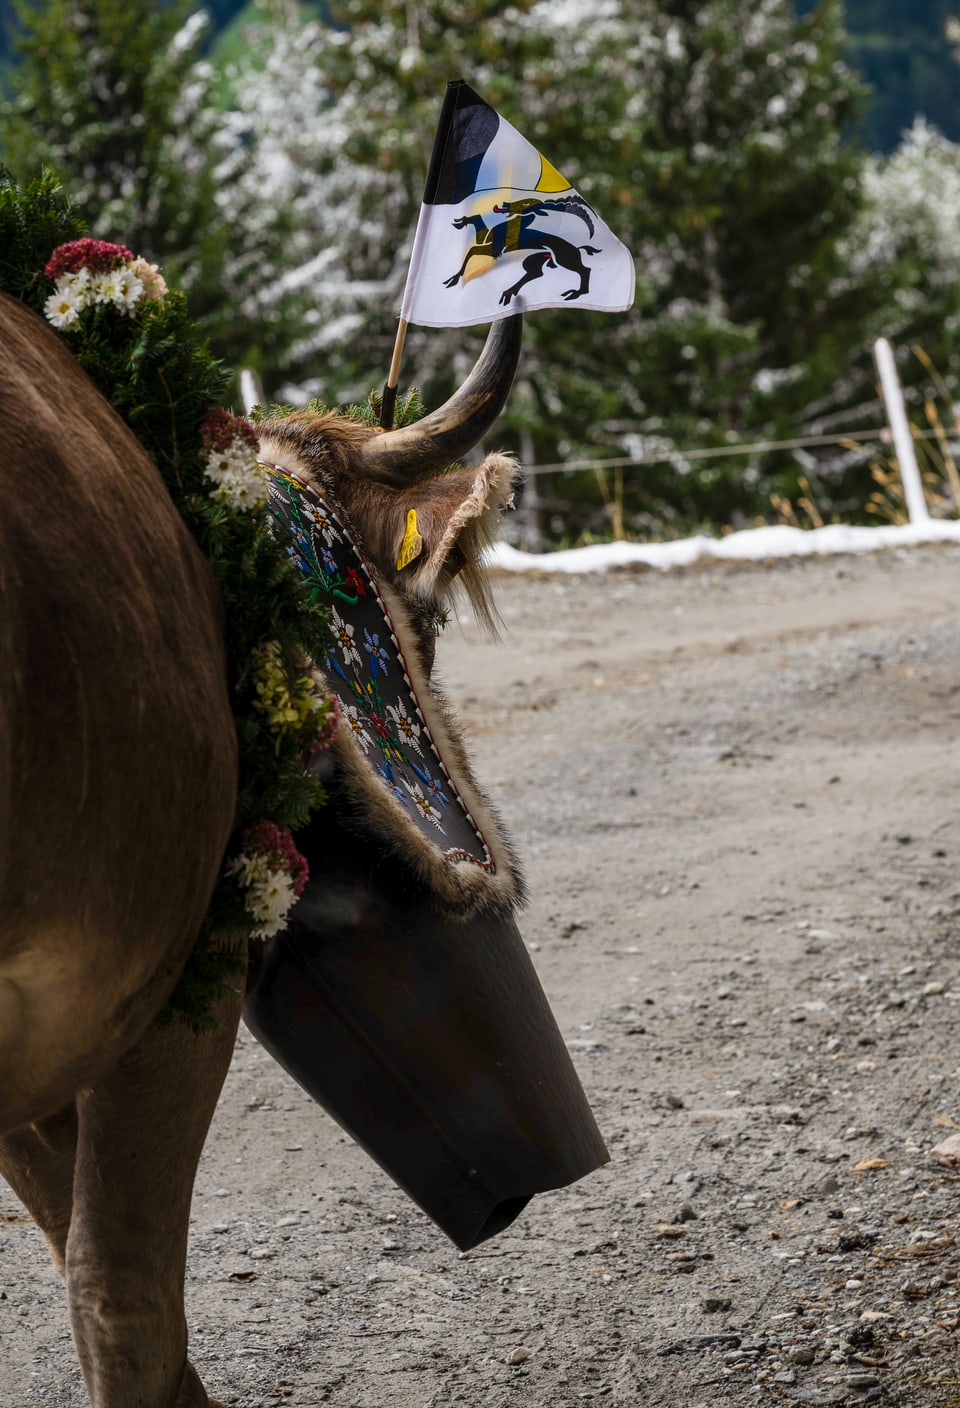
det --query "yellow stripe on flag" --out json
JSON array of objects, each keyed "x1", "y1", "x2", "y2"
[{"x1": 536, "y1": 153, "x2": 570, "y2": 193}]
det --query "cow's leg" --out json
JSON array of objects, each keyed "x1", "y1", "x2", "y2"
[
  {"x1": 65, "y1": 970, "x2": 245, "y2": 1408},
  {"x1": 0, "y1": 1100, "x2": 78, "y2": 1274}
]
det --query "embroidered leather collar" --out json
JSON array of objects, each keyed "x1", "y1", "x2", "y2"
[{"x1": 260, "y1": 462, "x2": 495, "y2": 871}]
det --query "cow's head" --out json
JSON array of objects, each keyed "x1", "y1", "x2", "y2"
[
  {"x1": 255, "y1": 316, "x2": 525, "y2": 914},
  {"x1": 256, "y1": 317, "x2": 522, "y2": 661}
]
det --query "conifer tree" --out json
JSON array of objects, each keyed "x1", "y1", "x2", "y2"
[
  {"x1": 844, "y1": 119, "x2": 960, "y2": 396},
  {"x1": 249, "y1": 0, "x2": 905, "y2": 534},
  {"x1": 225, "y1": 0, "x2": 650, "y2": 542},
  {"x1": 6, "y1": 0, "x2": 945, "y2": 533},
  {"x1": 613, "y1": 0, "x2": 861, "y2": 520},
  {"x1": 1, "y1": 0, "x2": 219, "y2": 272},
  {"x1": 0, "y1": 0, "x2": 307, "y2": 386},
  {"x1": 208, "y1": 0, "x2": 349, "y2": 394}
]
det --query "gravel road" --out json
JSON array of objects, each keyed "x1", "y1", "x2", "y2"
[{"x1": 3, "y1": 542, "x2": 960, "y2": 1408}]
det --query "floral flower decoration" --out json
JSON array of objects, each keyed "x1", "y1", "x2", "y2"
[
  {"x1": 309, "y1": 691, "x2": 340, "y2": 754},
  {"x1": 251, "y1": 639, "x2": 339, "y2": 756},
  {"x1": 43, "y1": 238, "x2": 168, "y2": 329},
  {"x1": 344, "y1": 567, "x2": 366, "y2": 597},
  {"x1": 0, "y1": 171, "x2": 340, "y2": 1024},
  {"x1": 199, "y1": 407, "x2": 267, "y2": 512},
  {"x1": 227, "y1": 820, "x2": 309, "y2": 939}
]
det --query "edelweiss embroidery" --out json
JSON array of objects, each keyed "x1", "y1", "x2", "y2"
[{"x1": 262, "y1": 464, "x2": 493, "y2": 868}]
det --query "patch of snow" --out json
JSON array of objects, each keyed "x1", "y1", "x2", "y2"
[{"x1": 487, "y1": 519, "x2": 960, "y2": 574}]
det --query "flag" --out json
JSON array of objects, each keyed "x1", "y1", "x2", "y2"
[{"x1": 400, "y1": 80, "x2": 635, "y2": 329}]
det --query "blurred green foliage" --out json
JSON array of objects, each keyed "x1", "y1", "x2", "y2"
[
  {"x1": 2, "y1": 0, "x2": 960, "y2": 543},
  {"x1": 797, "y1": 0, "x2": 960, "y2": 151}
]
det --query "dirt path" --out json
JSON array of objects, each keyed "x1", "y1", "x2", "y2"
[{"x1": 3, "y1": 543, "x2": 960, "y2": 1408}]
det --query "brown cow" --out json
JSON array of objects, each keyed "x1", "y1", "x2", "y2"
[{"x1": 0, "y1": 294, "x2": 522, "y2": 1407}]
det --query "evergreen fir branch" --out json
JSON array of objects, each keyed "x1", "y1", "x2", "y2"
[
  {"x1": 0, "y1": 167, "x2": 86, "y2": 305},
  {"x1": 0, "y1": 170, "x2": 335, "y2": 1025}
]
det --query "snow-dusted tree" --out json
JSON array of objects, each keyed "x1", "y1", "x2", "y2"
[
  {"x1": 223, "y1": 0, "x2": 652, "y2": 543},
  {"x1": 603, "y1": 0, "x2": 885, "y2": 525},
  {"x1": 822, "y1": 117, "x2": 960, "y2": 461},
  {"x1": 1, "y1": 1, "x2": 220, "y2": 279},
  {"x1": 205, "y1": 0, "x2": 342, "y2": 387},
  {"x1": 851, "y1": 118, "x2": 960, "y2": 354},
  {"x1": 230, "y1": 0, "x2": 634, "y2": 404},
  {"x1": 0, "y1": 0, "x2": 314, "y2": 386},
  {"x1": 5, "y1": 0, "x2": 942, "y2": 531},
  {"x1": 235, "y1": 0, "x2": 915, "y2": 534},
  {"x1": 780, "y1": 116, "x2": 960, "y2": 519}
]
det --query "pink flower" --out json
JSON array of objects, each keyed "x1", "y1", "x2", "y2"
[
  {"x1": 241, "y1": 821, "x2": 309, "y2": 897},
  {"x1": 200, "y1": 407, "x2": 259, "y2": 455},
  {"x1": 45, "y1": 238, "x2": 135, "y2": 280},
  {"x1": 308, "y1": 694, "x2": 340, "y2": 756},
  {"x1": 129, "y1": 256, "x2": 167, "y2": 301}
]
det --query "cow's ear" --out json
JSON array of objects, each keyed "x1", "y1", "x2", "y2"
[{"x1": 391, "y1": 452, "x2": 519, "y2": 632}]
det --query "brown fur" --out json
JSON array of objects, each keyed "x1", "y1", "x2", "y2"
[
  {"x1": 257, "y1": 416, "x2": 525, "y2": 914},
  {"x1": 257, "y1": 413, "x2": 519, "y2": 635},
  {"x1": 0, "y1": 292, "x2": 238, "y2": 1406},
  {"x1": 0, "y1": 302, "x2": 522, "y2": 1406}
]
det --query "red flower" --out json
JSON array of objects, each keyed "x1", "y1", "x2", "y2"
[
  {"x1": 199, "y1": 407, "x2": 259, "y2": 455},
  {"x1": 345, "y1": 567, "x2": 366, "y2": 597},
  {"x1": 369, "y1": 711, "x2": 390, "y2": 739},
  {"x1": 307, "y1": 695, "x2": 340, "y2": 756},
  {"x1": 45, "y1": 238, "x2": 135, "y2": 280},
  {"x1": 242, "y1": 820, "x2": 309, "y2": 896}
]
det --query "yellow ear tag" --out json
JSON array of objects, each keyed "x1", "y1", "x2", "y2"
[{"x1": 397, "y1": 508, "x2": 423, "y2": 571}]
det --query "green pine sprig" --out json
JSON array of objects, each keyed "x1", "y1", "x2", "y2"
[{"x1": 0, "y1": 168, "x2": 335, "y2": 1027}]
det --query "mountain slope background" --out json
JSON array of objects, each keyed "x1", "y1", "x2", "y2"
[{"x1": 797, "y1": 0, "x2": 960, "y2": 149}]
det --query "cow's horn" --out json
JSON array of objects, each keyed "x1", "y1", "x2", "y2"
[{"x1": 362, "y1": 315, "x2": 522, "y2": 481}]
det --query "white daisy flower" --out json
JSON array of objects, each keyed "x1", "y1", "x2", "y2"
[
  {"x1": 115, "y1": 267, "x2": 145, "y2": 311},
  {"x1": 227, "y1": 853, "x2": 298, "y2": 938},
  {"x1": 44, "y1": 283, "x2": 85, "y2": 329},
  {"x1": 204, "y1": 437, "x2": 268, "y2": 511},
  {"x1": 91, "y1": 268, "x2": 124, "y2": 306},
  {"x1": 60, "y1": 269, "x2": 91, "y2": 296},
  {"x1": 205, "y1": 446, "x2": 240, "y2": 484},
  {"x1": 210, "y1": 466, "x2": 269, "y2": 510},
  {"x1": 248, "y1": 867, "x2": 297, "y2": 937}
]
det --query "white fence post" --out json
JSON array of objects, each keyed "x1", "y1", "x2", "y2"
[
  {"x1": 239, "y1": 367, "x2": 265, "y2": 417},
  {"x1": 873, "y1": 337, "x2": 930, "y2": 525}
]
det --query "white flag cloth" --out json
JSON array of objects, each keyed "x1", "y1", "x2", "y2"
[{"x1": 400, "y1": 81, "x2": 635, "y2": 330}]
